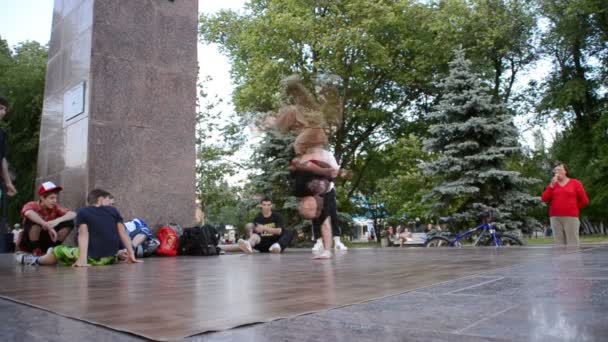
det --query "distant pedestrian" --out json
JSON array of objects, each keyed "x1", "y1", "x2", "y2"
[
  {"x1": 541, "y1": 162, "x2": 589, "y2": 245},
  {"x1": 0, "y1": 95, "x2": 17, "y2": 252}
]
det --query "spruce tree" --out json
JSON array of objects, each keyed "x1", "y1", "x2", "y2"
[
  {"x1": 423, "y1": 49, "x2": 539, "y2": 230},
  {"x1": 247, "y1": 130, "x2": 297, "y2": 214}
]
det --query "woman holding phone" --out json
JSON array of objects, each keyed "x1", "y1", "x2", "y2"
[{"x1": 541, "y1": 162, "x2": 589, "y2": 245}]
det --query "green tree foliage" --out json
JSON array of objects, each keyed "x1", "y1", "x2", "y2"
[
  {"x1": 244, "y1": 130, "x2": 297, "y2": 220},
  {"x1": 423, "y1": 49, "x2": 540, "y2": 230},
  {"x1": 431, "y1": 0, "x2": 538, "y2": 103},
  {"x1": 195, "y1": 77, "x2": 246, "y2": 226},
  {"x1": 200, "y1": 0, "x2": 541, "y2": 228},
  {"x1": 201, "y1": 0, "x2": 444, "y2": 172},
  {"x1": 376, "y1": 134, "x2": 436, "y2": 221},
  {"x1": 535, "y1": 0, "x2": 607, "y2": 224},
  {"x1": 538, "y1": 0, "x2": 604, "y2": 127},
  {"x1": 0, "y1": 38, "x2": 47, "y2": 224}
]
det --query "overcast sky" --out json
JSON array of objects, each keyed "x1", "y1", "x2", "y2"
[
  {"x1": 0, "y1": 0, "x2": 251, "y2": 183},
  {"x1": 0, "y1": 0, "x2": 244, "y2": 112}
]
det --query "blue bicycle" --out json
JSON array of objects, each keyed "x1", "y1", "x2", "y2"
[{"x1": 425, "y1": 212, "x2": 523, "y2": 247}]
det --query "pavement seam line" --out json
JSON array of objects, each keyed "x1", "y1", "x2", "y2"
[
  {"x1": 454, "y1": 304, "x2": 518, "y2": 334},
  {"x1": 446, "y1": 276, "x2": 505, "y2": 294}
]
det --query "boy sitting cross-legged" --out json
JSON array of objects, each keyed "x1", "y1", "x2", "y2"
[{"x1": 16, "y1": 189, "x2": 142, "y2": 267}]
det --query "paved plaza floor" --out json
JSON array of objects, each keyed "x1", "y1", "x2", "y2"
[{"x1": 1, "y1": 245, "x2": 607, "y2": 341}]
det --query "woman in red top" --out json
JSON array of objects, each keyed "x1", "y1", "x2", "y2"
[{"x1": 541, "y1": 162, "x2": 589, "y2": 245}]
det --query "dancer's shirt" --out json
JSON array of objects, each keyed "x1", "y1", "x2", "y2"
[
  {"x1": 292, "y1": 148, "x2": 338, "y2": 197},
  {"x1": 299, "y1": 147, "x2": 339, "y2": 169}
]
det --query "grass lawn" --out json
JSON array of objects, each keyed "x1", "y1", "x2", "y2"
[{"x1": 526, "y1": 234, "x2": 608, "y2": 245}]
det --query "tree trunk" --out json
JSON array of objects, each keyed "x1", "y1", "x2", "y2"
[{"x1": 492, "y1": 55, "x2": 502, "y2": 103}]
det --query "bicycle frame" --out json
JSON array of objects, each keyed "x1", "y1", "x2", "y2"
[{"x1": 450, "y1": 222, "x2": 502, "y2": 247}]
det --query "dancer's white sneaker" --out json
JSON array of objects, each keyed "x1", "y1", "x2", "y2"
[
  {"x1": 269, "y1": 243, "x2": 282, "y2": 254},
  {"x1": 334, "y1": 239, "x2": 348, "y2": 251},
  {"x1": 312, "y1": 239, "x2": 323, "y2": 253},
  {"x1": 312, "y1": 250, "x2": 332, "y2": 259}
]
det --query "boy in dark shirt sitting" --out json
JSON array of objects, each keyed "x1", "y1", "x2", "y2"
[
  {"x1": 16, "y1": 189, "x2": 141, "y2": 266},
  {"x1": 237, "y1": 197, "x2": 294, "y2": 254}
]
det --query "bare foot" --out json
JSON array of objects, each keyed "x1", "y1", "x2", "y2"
[{"x1": 238, "y1": 239, "x2": 253, "y2": 255}]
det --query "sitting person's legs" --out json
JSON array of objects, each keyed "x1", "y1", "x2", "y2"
[
  {"x1": 18, "y1": 245, "x2": 118, "y2": 266},
  {"x1": 27, "y1": 222, "x2": 42, "y2": 247},
  {"x1": 248, "y1": 230, "x2": 292, "y2": 254},
  {"x1": 218, "y1": 223, "x2": 258, "y2": 254},
  {"x1": 399, "y1": 231, "x2": 411, "y2": 246},
  {"x1": 16, "y1": 246, "x2": 58, "y2": 266},
  {"x1": 236, "y1": 232, "x2": 261, "y2": 254},
  {"x1": 19, "y1": 219, "x2": 74, "y2": 254},
  {"x1": 131, "y1": 233, "x2": 147, "y2": 248},
  {"x1": 253, "y1": 235, "x2": 277, "y2": 253},
  {"x1": 19, "y1": 220, "x2": 46, "y2": 255},
  {"x1": 54, "y1": 220, "x2": 74, "y2": 244},
  {"x1": 275, "y1": 228, "x2": 294, "y2": 252}
]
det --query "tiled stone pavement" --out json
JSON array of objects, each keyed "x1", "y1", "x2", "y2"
[{"x1": 2, "y1": 246, "x2": 608, "y2": 341}]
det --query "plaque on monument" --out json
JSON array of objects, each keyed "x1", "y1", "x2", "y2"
[{"x1": 63, "y1": 81, "x2": 86, "y2": 122}]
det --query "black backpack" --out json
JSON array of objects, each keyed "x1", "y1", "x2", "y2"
[{"x1": 178, "y1": 225, "x2": 220, "y2": 256}]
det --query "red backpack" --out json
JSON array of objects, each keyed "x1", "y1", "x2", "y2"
[{"x1": 156, "y1": 227, "x2": 178, "y2": 257}]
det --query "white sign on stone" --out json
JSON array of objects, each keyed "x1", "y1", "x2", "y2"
[{"x1": 63, "y1": 81, "x2": 86, "y2": 122}]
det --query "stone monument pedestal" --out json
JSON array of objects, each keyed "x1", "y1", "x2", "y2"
[{"x1": 37, "y1": 0, "x2": 198, "y2": 227}]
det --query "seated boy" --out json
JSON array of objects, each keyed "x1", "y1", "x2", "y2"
[
  {"x1": 17, "y1": 182, "x2": 76, "y2": 256},
  {"x1": 236, "y1": 197, "x2": 294, "y2": 254},
  {"x1": 15, "y1": 189, "x2": 141, "y2": 267}
]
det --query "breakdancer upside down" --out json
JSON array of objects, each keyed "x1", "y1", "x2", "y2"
[{"x1": 273, "y1": 76, "x2": 349, "y2": 259}]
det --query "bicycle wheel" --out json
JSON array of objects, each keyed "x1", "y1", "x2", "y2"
[
  {"x1": 425, "y1": 236, "x2": 452, "y2": 247},
  {"x1": 498, "y1": 234, "x2": 524, "y2": 246},
  {"x1": 477, "y1": 234, "x2": 497, "y2": 246}
]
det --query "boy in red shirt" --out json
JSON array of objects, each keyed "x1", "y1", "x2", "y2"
[{"x1": 17, "y1": 181, "x2": 76, "y2": 255}]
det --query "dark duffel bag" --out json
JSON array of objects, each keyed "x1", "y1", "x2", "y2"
[{"x1": 178, "y1": 225, "x2": 220, "y2": 256}]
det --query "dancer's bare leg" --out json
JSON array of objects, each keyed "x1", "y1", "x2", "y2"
[{"x1": 313, "y1": 217, "x2": 332, "y2": 259}]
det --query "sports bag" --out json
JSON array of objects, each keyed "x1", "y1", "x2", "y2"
[
  {"x1": 178, "y1": 225, "x2": 220, "y2": 256},
  {"x1": 156, "y1": 227, "x2": 179, "y2": 257}
]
